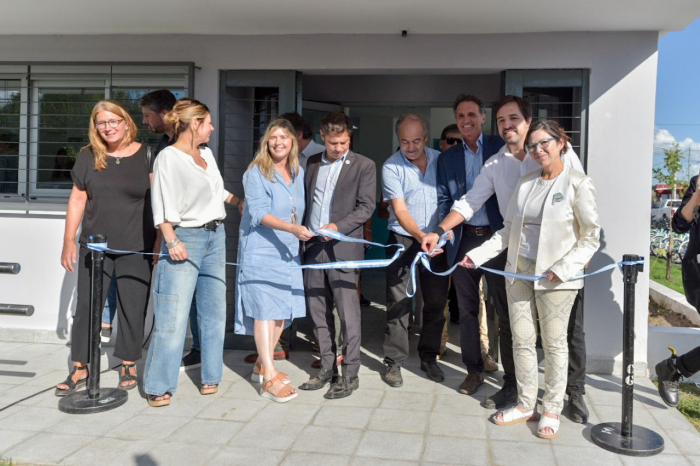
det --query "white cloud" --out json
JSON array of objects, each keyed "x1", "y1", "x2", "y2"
[{"x1": 654, "y1": 128, "x2": 700, "y2": 152}]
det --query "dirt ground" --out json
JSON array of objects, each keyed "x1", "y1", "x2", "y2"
[{"x1": 649, "y1": 298, "x2": 699, "y2": 328}]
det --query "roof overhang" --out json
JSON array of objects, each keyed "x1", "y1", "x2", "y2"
[{"x1": 7, "y1": 0, "x2": 700, "y2": 35}]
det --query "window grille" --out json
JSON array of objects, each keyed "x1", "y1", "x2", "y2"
[{"x1": 0, "y1": 63, "x2": 193, "y2": 204}]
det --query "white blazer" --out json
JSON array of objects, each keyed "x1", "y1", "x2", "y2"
[{"x1": 467, "y1": 166, "x2": 600, "y2": 290}]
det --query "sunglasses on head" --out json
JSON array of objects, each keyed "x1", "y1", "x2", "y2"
[{"x1": 443, "y1": 137, "x2": 462, "y2": 145}]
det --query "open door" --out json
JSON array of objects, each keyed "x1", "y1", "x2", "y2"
[
  {"x1": 218, "y1": 70, "x2": 302, "y2": 348},
  {"x1": 502, "y1": 69, "x2": 589, "y2": 168}
]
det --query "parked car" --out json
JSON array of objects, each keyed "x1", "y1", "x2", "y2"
[{"x1": 651, "y1": 198, "x2": 682, "y2": 221}]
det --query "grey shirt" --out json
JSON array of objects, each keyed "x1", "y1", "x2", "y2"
[{"x1": 309, "y1": 151, "x2": 349, "y2": 231}]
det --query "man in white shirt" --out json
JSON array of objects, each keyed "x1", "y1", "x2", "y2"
[
  {"x1": 280, "y1": 112, "x2": 325, "y2": 170},
  {"x1": 421, "y1": 96, "x2": 590, "y2": 423}
]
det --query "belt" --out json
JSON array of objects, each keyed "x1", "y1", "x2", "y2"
[
  {"x1": 200, "y1": 220, "x2": 221, "y2": 231},
  {"x1": 464, "y1": 225, "x2": 492, "y2": 236}
]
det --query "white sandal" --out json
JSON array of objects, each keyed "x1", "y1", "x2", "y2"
[
  {"x1": 492, "y1": 406, "x2": 538, "y2": 426},
  {"x1": 537, "y1": 414, "x2": 560, "y2": 439}
]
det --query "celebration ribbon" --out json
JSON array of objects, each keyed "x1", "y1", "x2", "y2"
[{"x1": 87, "y1": 231, "x2": 643, "y2": 296}]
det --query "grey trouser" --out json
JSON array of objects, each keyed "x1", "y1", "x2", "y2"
[{"x1": 304, "y1": 242, "x2": 361, "y2": 378}]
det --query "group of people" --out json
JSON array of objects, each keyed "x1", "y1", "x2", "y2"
[{"x1": 56, "y1": 89, "x2": 602, "y2": 440}]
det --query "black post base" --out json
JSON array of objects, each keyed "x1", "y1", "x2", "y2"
[
  {"x1": 58, "y1": 388, "x2": 128, "y2": 414},
  {"x1": 591, "y1": 422, "x2": 664, "y2": 457}
]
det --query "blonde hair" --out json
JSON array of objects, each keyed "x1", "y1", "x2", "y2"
[
  {"x1": 163, "y1": 98, "x2": 210, "y2": 150},
  {"x1": 248, "y1": 118, "x2": 300, "y2": 182},
  {"x1": 86, "y1": 100, "x2": 138, "y2": 171}
]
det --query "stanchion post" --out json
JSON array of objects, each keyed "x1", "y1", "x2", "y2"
[
  {"x1": 591, "y1": 254, "x2": 664, "y2": 456},
  {"x1": 59, "y1": 234, "x2": 128, "y2": 414},
  {"x1": 87, "y1": 234, "x2": 105, "y2": 399}
]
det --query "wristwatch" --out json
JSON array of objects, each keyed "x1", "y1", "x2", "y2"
[{"x1": 431, "y1": 226, "x2": 445, "y2": 237}]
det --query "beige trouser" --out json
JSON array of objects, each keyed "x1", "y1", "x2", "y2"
[
  {"x1": 440, "y1": 278, "x2": 489, "y2": 354},
  {"x1": 508, "y1": 256, "x2": 577, "y2": 415}
]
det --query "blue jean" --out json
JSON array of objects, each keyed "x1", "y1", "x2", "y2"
[
  {"x1": 103, "y1": 263, "x2": 200, "y2": 353},
  {"x1": 102, "y1": 276, "x2": 118, "y2": 325},
  {"x1": 144, "y1": 225, "x2": 227, "y2": 396}
]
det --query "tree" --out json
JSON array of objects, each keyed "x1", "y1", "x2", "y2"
[{"x1": 653, "y1": 143, "x2": 685, "y2": 279}]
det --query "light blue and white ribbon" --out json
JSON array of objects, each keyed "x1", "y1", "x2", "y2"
[{"x1": 87, "y1": 231, "x2": 644, "y2": 297}]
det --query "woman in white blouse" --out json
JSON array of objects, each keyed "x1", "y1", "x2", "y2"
[
  {"x1": 462, "y1": 120, "x2": 600, "y2": 439},
  {"x1": 144, "y1": 98, "x2": 241, "y2": 407}
]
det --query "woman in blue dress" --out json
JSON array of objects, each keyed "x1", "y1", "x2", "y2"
[{"x1": 235, "y1": 118, "x2": 313, "y2": 403}]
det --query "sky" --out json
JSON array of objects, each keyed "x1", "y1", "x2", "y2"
[{"x1": 654, "y1": 16, "x2": 700, "y2": 183}]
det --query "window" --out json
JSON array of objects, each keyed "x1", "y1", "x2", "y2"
[
  {"x1": 0, "y1": 79, "x2": 21, "y2": 195},
  {"x1": 0, "y1": 63, "x2": 193, "y2": 202}
]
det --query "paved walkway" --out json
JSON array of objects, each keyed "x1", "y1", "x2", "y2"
[{"x1": 1, "y1": 270, "x2": 700, "y2": 465}]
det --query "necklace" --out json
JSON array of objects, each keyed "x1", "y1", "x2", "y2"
[{"x1": 107, "y1": 153, "x2": 126, "y2": 165}]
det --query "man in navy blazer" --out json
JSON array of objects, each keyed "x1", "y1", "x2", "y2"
[{"x1": 434, "y1": 94, "x2": 507, "y2": 396}]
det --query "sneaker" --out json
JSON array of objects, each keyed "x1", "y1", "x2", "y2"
[
  {"x1": 483, "y1": 384, "x2": 517, "y2": 409},
  {"x1": 568, "y1": 393, "x2": 589, "y2": 423},
  {"x1": 100, "y1": 326, "x2": 112, "y2": 343},
  {"x1": 180, "y1": 349, "x2": 201, "y2": 372},
  {"x1": 359, "y1": 294, "x2": 371, "y2": 307}
]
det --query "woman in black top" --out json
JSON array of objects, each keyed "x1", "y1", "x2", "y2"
[{"x1": 55, "y1": 99, "x2": 158, "y2": 395}]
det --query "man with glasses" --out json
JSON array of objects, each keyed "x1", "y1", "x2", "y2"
[{"x1": 422, "y1": 95, "x2": 589, "y2": 423}]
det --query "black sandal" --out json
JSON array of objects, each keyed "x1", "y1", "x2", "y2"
[
  {"x1": 54, "y1": 365, "x2": 88, "y2": 397},
  {"x1": 119, "y1": 363, "x2": 138, "y2": 390}
]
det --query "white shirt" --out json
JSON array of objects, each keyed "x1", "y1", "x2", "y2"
[
  {"x1": 299, "y1": 139, "x2": 326, "y2": 170},
  {"x1": 451, "y1": 142, "x2": 585, "y2": 220},
  {"x1": 520, "y1": 177, "x2": 557, "y2": 259},
  {"x1": 151, "y1": 146, "x2": 230, "y2": 228}
]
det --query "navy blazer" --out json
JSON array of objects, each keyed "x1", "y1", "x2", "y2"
[{"x1": 436, "y1": 134, "x2": 505, "y2": 265}]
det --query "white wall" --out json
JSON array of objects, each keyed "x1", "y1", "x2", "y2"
[{"x1": 0, "y1": 31, "x2": 659, "y2": 373}]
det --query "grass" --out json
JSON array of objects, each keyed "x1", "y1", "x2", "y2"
[
  {"x1": 0, "y1": 458, "x2": 13, "y2": 466},
  {"x1": 653, "y1": 379, "x2": 700, "y2": 433},
  {"x1": 677, "y1": 383, "x2": 700, "y2": 433},
  {"x1": 649, "y1": 258, "x2": 685, "y2": 294}
]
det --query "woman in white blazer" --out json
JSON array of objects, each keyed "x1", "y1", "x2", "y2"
[{"x1": 462, "y1": 120, "x2": 600, "y2": 439}]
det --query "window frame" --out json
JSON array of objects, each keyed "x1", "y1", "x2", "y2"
[{"x1": 0, "y1": 62, "x2": 194, "y2": 208}]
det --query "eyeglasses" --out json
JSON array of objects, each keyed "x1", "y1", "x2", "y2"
[
  {"x1": 95, "y1": 119, "x2": 124, "y2": 130},
  {"x1": 443, "y1": 137, "x2": 462, "y2": 145},
  {"x1": 526, "y1": 137, "x2": 557, "y2": 152}
]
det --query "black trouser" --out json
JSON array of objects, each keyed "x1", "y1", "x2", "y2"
[
  {"x1": 678, "y1": 346, "x2": 700, "y2": 377},
  {"x1": 452, "y1": 231, "x2": 514, "y2": 385},
  {"x1": 566, "y1": 291, "x2": 587, "y2": 395},
  {"x1": 383, "y1": 232, "x2": 449, "y2": 366},
  {"x1": 447, "y1": 281, "x2": 459, "y2": 322},
  {"x1": 72, "y1": 245, "x2": 153, "y2": 363}
]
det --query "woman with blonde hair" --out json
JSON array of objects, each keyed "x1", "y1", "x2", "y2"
[
  {"x1": 143, "y1": 98, "x2": 241, "y2": 407},
  {"x1": 57, "y1": 100, "x2": 157, "y2": 395},
  {"x1": 235, "y1": 118, "x2": 312, "y2": 403}
]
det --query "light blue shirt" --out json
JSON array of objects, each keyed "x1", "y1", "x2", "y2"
[
  {"x1": 382, "y1": 147, "x2": 440, "y2": 237},
  {"x1": 464, "y1": 133, "x2": 489, "y2": 226},
  {"x1": 309, "y1": 151, "x2": 348, "y2": 231}
]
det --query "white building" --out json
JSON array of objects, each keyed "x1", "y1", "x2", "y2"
[{"x1": 1, "y1": 1, "x2": 698, "y2": 375}]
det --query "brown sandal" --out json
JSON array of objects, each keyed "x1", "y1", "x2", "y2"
[
  {"x1": 260, "y1": 374, "x2": 298, "y2": 403},
  {"x1": 200, "y1": 384, "x2": 218, "y2": 395},
  {"x1": 147, "y1": 393, "x2": 172, "y2": 407},
  {"x1": 251, "y1": 362, "x2": 290, "y2": 385}
]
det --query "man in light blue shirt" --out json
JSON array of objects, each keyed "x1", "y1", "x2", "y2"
[{"x1": 381, "y1": 114, "x2": 450, "y2": 388}]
